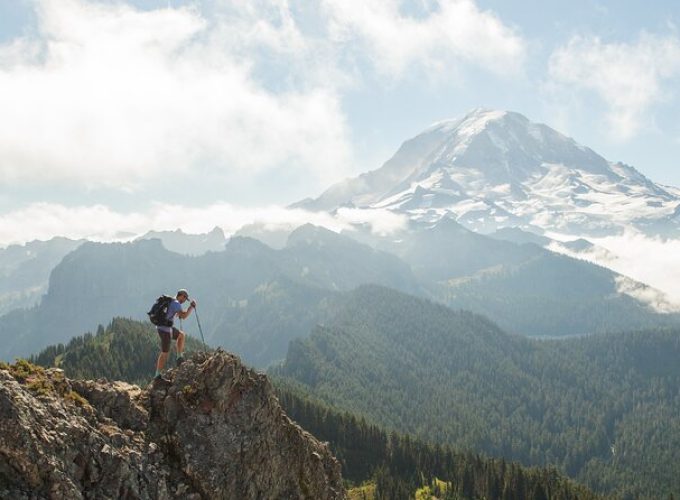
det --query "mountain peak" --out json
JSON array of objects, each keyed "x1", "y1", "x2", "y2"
[
  {"x1": 299, "y1": 109, "x2": 680, "y2": 236},
  {"x1": 427, "y1": 108, "x2": 509, "y2": 134},
  {"x1": 420, "y1": 108, "x2": 608, "y2": 180}
]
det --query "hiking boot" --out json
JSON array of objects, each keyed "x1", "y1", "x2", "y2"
[
  {"x1": 176, "y1": 356, "x2": 185, "y2": 367},
  {"x1": 153, "y1": 374, "x2": 170, "y2": 384}
]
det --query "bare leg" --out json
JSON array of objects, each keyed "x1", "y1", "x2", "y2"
[
  {"x1": 156, "y1": 351, "x2": 169, "y2": 371},
  {"x1": 176, "y1": 331, "x2": 186, "y2": 355}
]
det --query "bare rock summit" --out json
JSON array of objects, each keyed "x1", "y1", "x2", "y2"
[{"x1": 0, "y1": 350, "x2": 345, "y2": 499}]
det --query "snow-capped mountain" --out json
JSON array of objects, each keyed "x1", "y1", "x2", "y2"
[{"x1": 298, "y1": 109, "x2": 680, "y2": 236}]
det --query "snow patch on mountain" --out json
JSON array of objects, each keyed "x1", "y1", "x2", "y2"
[{"x1": 301, "y1": 109, "x2": 680, "y2": 238}]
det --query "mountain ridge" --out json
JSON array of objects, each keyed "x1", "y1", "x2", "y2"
[{"x1": 0, "y1": 230, "x2": 422, "y2": 363}]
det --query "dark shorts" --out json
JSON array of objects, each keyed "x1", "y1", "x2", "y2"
[{"x1": 157, "y1": 327, "x2": 182, "y2": 353}]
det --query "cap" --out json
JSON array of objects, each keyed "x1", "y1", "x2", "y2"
[{"x1": 177, "y1": 289, "x2": 190, "y2": 299}]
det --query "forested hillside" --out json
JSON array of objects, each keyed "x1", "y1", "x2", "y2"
[
  {"x1": 275, "y1": 285, "x2": 680, "y2": 498},
  {"x1": 440, "y1": 251, "x2": 678, "y2": 336},
  {"x1": 29, "y1": 317, "x2": 206, "y2": 385},
  {"x1": 276, "y1": 386, "x2": 600, "y2": 500},
  {"x1": 27, "y1": 317, "x2": 599, "y2": 500},
  {"x1": 367, "y1": 218, "x2": 680, "y2": 336}
]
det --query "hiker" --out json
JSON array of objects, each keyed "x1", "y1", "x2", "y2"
[{"x1": 153, "y1": 289, "x2": 196, "y2": 380}]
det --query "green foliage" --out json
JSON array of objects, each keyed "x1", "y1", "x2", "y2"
[
  {"x1": 274, "y1": 285, "x2": 680, "y2": 498},
  {"x1": 29, "y1": 317, "x2": 206, "y2": 385},
  {"x1": 2, "y1": 358, "x2": 89, "y2": 407},
  {"x1": 276, "y1": 385, "x2": 600, "y2": 500},
  {"x1": 6, "y1": 357, "x2": 41, "y2": 382},
  {"x1": 347, "y1": 482, "x2": 376, "y2": 500},
  {"x1": 63, "y1": 390, "x2": 88, "y2": 407}
]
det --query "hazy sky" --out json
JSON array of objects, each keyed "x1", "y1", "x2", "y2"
[{"x1": 1, "y1": 0, "x2": 680, "y2": 244}]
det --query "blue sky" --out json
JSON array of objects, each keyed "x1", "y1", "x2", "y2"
[{"x1": 0, "y1": 0, "x2": 679, "y2": 244}]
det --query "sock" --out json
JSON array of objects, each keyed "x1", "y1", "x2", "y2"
[
  {"x1": 155, "y1": 368, "x2": 161, "y2": 377},
  {"x1": 177, "y1": 350, "x2": 184, "y2": 359}
]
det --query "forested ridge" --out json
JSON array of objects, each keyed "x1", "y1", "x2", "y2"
[
  {"x1": 29, "y1": 317, "x2": 205, "y2": 385},
  {"x1": 27, "y1": 317, "x2": 601, "y2": 499},
  {"x1": 274, "y1": 285, "x2": 680, "y2": 498},
  {"x1": 439, "y1": 251, "x2": 680, "y2": 336}
]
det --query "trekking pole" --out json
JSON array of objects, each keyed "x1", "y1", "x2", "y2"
[{"x1": 193, "y1": 305, "x2": 208, "y2": 352}]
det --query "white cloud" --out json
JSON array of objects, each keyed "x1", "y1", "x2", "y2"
[
  {"x1": 322, "y1": 0, "x2": 526, "y2": 78},
  {"x1": 336, "y1": 207, "x2": 408, "y2": 235},
  {"x1": 548, "y1": 33, "x2": 680, "y2": 140},
  {"x1": 0, "y1": 0, "x2": 528, "y2": 193},
  {"x1": 549, "y1": 231, "x2": 680, "y2": 307},
  {"x1": 0, "y1": 0, "x2": 352, "y2": 188},
  {"x1": 614, "y1": 275, "x2": 680, "y2": 314},
  {"x1": 0, "y1": 202, "x2": 408, "y2": 246}
]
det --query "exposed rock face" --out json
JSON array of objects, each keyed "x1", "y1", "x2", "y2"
[{"x1": 0, "y1": 351, "x2": 345, "y2": 499}]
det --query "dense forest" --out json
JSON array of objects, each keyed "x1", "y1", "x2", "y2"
[
  {"x1": 27, "y1": 317, "x2": 600, "y2": 499},
  {"x1": 276, "y1": 385, "x2": 600, "y2": 499},
  {"x1": 274, "y1": 285, "x2": 680, "y2": 498}
]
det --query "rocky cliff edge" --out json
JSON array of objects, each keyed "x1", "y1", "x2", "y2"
[{"x1": 0, "y1": 350, "x2": 345, "y2": 499}]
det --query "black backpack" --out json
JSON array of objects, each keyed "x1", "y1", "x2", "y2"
[{"x1": 147, "y1": 295, "x2": 174, "y2": 327}]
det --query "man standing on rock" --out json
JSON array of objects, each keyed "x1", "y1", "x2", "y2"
[{"x1": 154, "y1": 289, "x2": 196, "y2": 381}]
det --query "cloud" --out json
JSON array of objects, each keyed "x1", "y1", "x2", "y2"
[
  {"x1": 548, "y1": 33, "x2": 680, "y2": 140},
  {"x1": 0, "y1": 0, "x2": 353, "y2": 189},
  {"x1": 322, "y1": 0, "x2": 526, "y2": 78},
  {"x1": 614, "y1": 275, "x2": 680, "y2": 314},
  {"x1": 0, "y1": 202, "x2": 407, "y2": 246},
  {"x1": 336, "y1": 207, "x2": 408, "y2": 235},
  {"x1": 549, "y1": 231, "x2": 680, "y2": 307},
  {"x1": 0, "y1": 0, "x2": 528, "y2": 193}
]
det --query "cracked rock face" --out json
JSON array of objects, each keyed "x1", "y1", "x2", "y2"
[{"x1": 0, "y1": 351, "x2": 345, "y2": 499}]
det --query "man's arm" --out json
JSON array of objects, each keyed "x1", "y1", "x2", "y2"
[{"x1": 178, "y1": 300, "x2": 196, "y2": 320}]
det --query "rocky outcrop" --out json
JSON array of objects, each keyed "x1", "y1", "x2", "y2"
[{"x1": 0, "y1": 351, "x2": 345, "y2": 499}]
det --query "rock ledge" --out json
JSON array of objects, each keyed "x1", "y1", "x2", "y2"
[{"x1": 0, "y1": 350, "x2": 345, "y2": 499}]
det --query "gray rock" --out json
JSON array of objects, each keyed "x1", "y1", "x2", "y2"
[{"x1": 0, "y1": 351, "x2": 345, "y2": 499}]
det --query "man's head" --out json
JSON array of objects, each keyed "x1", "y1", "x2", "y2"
[{"x1": 176, "y1": 289, "x2": 190, "y2": 303}]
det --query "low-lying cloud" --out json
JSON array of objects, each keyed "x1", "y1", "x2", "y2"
[
  {"x1": 0, "y1": 202, "x2": 409, "y2": 247},
  {"x1": 551, "y1": 231, "x2": 680, "y2": 308},
  {"x1": 614, "y1": 275, "x2": 680, "y2": 314}
]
